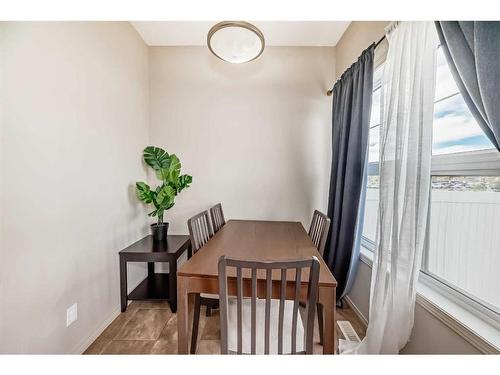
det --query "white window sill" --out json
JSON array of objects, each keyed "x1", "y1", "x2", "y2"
[{"x1": 358, "y1": 246, "x2": 500, "y2": 354}]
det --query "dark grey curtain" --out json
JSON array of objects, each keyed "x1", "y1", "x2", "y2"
[
  {"x1": 324, "y1": 45, "x2": 374, "y2": 302},
  {"x1": 435, "y1": 21, "x2": 500, "y2": 151}
]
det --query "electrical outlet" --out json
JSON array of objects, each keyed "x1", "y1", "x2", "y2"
[{"x1": 66, "y1": 303, "x2": 78, "y2": 327}]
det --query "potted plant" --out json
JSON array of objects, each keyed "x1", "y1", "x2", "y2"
[{"x1": 136, "y1": 146, "x2": 192, "y2": 241}]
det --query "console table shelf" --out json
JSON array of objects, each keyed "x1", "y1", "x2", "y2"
[{"x1": 128, "y1": 274, "x2": 170, "y2": 301}]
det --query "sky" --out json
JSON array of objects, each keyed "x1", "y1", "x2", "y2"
[
  {"x1": 367, "y1": 46, "x2": 493, "y2": 163},
  {"x1": 432, "y1": 47, "x2": 493, "y2": 155}
]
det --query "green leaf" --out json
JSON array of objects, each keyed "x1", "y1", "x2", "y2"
[
  {"x1": 136, "y1": 182, "x2": 153, "y2": 203},
  {"x1": 143, "y1": 146, "x2": 170, "y2": 171},
  {"x1": 155, "y1": 168, "x2": 170, "y2": 182},
  {"x1": 156, "y1": 185, "x2": 175, "y2": 206},
  {"x1": 177, "y1": 174, "x2": 192, "y2": 193},
  {"x1": 168, "y1": 154, "x2": 181, "y2": 183}
]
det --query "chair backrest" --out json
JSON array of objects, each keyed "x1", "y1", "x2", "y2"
[
  {"x1": 308, "y1": 210, "x2": 331, "y2": 256},
  {"x1": 187, "y1": 210, "x2": 214, "y2": 253},
  {"x1": 210, "y1": 203, "x2": 226, "y2": 233},
  {"x1": 218, "y1": 256, "x2": 320, "y2": 355}
]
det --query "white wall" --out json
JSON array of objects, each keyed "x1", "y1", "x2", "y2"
[
  {"x1": 148, "y1": 46, "x2": 335, "y2": 234},
  {"x1": 335, "y1": 21, "x2": 388, "y2": 79},
  {"x1": 0, "y1": 22, "x2": 150, "y2": 353}
]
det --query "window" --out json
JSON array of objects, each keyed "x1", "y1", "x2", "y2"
[
  {"x1": 362, "y1": 65, "x2": 382, "y2": 249},
  {"x1": 362, "y1": 45, "x2": 500, "y2": 318},
  {"x1": 432, "y1": 47, "x2": 494, "y2": 155}
]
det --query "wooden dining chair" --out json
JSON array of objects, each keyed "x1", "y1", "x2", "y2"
[
  {"x1": 187, "y1": 210, "x2": 219, "y2": 354},
  {"x1": 218, "y1": 256, "x2": 320, "y2": 354},
  {"x1": 307, "y1": 209, "x2": 330, "y2": 346},
  {"x1": 210, "y1": 203, "x2": 226, "y2": 233},
  {"x1": 308, "y1": 210, "x2": 331, "y2": 256},
  {"x1": 187, "y1": 210, "x2": 214, "y2": 252}
]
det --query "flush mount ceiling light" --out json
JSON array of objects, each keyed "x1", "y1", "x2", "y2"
[{"x1": 207, "y1": 21, "x2": 265, "y2": 63}]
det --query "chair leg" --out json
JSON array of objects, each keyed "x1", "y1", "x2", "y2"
[
  {"x1": 190, "y1": 293, "x2": 201, "y2": 354},
  {"x1": 205, "y1": 298, "x2": 219, "y2": 317},
  {"x1": 317, "y1": 303, "x2": 324, "y2": 346}
]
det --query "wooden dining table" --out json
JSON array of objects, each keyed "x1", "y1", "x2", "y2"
[{"x1": 177, "y1": 219, "x2": 338, "y2": 354}]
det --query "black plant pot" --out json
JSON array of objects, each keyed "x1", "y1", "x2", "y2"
[{"x1": 151, "y1": 222, "x2": 169, "y2": 241}]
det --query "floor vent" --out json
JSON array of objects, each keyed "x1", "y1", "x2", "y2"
[{"x1": 337, "y1": 320, "x2": 361, "y2": 343}]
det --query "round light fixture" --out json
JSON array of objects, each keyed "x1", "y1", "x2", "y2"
[{"x1": 207, "y1": 21, "x2": 265, "y2": 63}]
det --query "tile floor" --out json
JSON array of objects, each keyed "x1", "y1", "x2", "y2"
[{"x1": 84, "y1": 300, "x2": 366, "y2": 354}]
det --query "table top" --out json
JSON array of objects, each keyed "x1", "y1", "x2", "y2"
[
  {"x1": 119, "y1": 235, "x2": 190, "y2": 256},
  {"x1": 178, "y1": 220, "x2": 336, "y2": 287}
]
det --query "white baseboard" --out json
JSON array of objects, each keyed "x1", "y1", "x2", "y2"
[
  {"x1": 72, "y1": 307, "x2": 122, "y2": 354},
  {"x1": 343, "y1": 295, "x2": 368, "y2": 328}
]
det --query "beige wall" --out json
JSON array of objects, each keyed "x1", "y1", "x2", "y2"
[
  {"x1": 337, "y1": 21, "x2": 481, "y2": 354},
  {"x1": 0, "y1": 22, "x2": 150, "y2": 353},
  {"x1": 348, "y1": 260, "x2": 481, "y2": 354},
  {"x1": 148, "y1": 46, "x2": 335, "y2": 234},
  {"x1": 335, "y1": 21, "x2": 388, "y2": 79}
]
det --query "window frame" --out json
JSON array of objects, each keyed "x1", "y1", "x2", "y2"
[
  {"x1": 363, "y1": 152, "x2": 500, "y2": 327},
  {"x1": 423, "y1": 148, "x2": 500, "y2": 324},
  {"x1": 361, "y1": 47, "x2": 500, "y2": 325}
]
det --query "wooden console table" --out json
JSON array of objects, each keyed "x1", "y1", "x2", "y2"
[{"x1": 119, "y1": 235, "x2": 191, "y2": 313}]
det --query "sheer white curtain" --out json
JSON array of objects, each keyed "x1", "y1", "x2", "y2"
[{"x1": 340, "y1": 21, "x2": 438, "y2": 354}]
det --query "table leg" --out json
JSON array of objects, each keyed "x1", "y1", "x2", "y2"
[
  {"x1": 177, "y1": 275, "x2": 189, "y2": 354},
  {"x1": 148, "y1": 262, "x2": 155, "y2": 277},
  {"x1": 321, "y1": 286, "x2": 337, "y2": 354},
  {"x1": 120, "y1": 256, "x2": 127, "y2": 312},
  {"x1": 169, "y1": 258, "x2": 177, "y2": 313},
  {"x1": 187, "y1": 243, "x2": 192, "y2": 259}
]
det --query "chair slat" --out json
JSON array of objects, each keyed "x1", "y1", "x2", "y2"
[
  {"x1": 314, "y1": 216, "x2": 322, "y2": 246},
  {"x1": 305, "y1": 260, "x2": 320, "y2": 354},
  {"x1": 264, "y1": 269, "x2": 271, "y2": 354},
  {"x1": 291, "y1": 267, "x2": 301, "y2": 354},
  {"x1": 278, "y1": 268, "x2": 286, "y2": 355},
  {"x1": 251, "y1": 268, "x2": 257, "y2": 355},
  {"x1": 237, "y1": 267, "x2": 243, "y2": 354},
  {"x1": 201, "y1": 216, "x2": 207, "y2": 242},
  {"x1": 195, "y1": 220, "x2": 201, "y2": 247}
]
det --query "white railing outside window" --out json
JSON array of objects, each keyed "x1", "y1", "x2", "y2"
[{"x1": 361, "y1": 44, "x2": 500, "y2": 324}]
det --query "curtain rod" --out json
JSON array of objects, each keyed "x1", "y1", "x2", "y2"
[{"x1": 326, "y1": 34, "x2": 386, "y2": 96}]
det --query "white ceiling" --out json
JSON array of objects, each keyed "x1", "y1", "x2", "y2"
[{"x1": 131, "y1": 21, "x2": 351, "y2": 47}]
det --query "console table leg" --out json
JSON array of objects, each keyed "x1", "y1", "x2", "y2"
[
  {"x1": 120, "y1": 256, "x2": 127, "y2": 312},
  {"x1": 148, "y1": 262, "x2": 155, "y2": 277}
]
